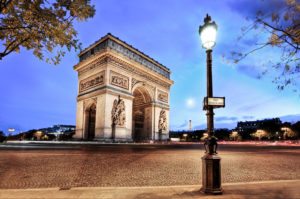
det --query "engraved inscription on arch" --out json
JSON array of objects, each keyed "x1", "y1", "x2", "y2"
[
  {"x1": 79, "y1": 71, "x2": 105, "y2": 92},
  {"x1": 110, "y1": 71, "x2": 129, "y2": 90}
]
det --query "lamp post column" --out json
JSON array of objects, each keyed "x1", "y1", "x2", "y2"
[
  {"x1": 199, "y1": 14, "x2": 223, "y2": 194},
  {"x1": 206, "y1": 49, "x2": 214, "y2": 138}
]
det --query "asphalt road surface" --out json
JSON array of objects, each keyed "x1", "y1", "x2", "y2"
[{"x1": 0, "y1": 143, "x2": 299, "y2": 189}]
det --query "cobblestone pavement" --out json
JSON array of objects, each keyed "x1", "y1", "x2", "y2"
[{"x1": 0, "y1": 144, "x2": 299, "y2": 189}]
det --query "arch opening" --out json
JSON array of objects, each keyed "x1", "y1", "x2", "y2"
[
  {"x1": 84, "y1": 104, "x2": 96, "y2": 140},
  {"x1": 132, "y1": 87, "x2": 152, "y2": 141}
]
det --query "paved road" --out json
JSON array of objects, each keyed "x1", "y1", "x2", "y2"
[{"x1": 0, "y1": 143, "x2": 299, "y2": 189}]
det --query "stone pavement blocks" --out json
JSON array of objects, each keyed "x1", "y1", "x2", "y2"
[{"x1": 0, "y1": 180, "x2": 299, "y2": 199}]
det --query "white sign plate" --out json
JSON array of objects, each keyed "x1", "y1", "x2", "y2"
[{"x1": 207, "y1": 97, "x2": 225, "y2": 106}]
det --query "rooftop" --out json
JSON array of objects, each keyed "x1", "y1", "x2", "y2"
[{"x1": 78, "y1": 33, "x2": 171, "y2": 79}]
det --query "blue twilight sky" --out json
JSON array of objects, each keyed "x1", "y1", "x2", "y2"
[{"x1": 0, "y1": 0, "x2": 299, "y2": 133}]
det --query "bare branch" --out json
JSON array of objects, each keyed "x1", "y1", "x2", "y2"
[
  {"x1": 234, "y1": 42, "x2": 271, "y2": 62},
  {"x1": 0, "y1": 26, "x2": 32, "y2": 31},
  {"x1": 0, "y1": 37, "x2": 29, "y2": 59},
  {"x1": 258, "y1": 19, "x2": 300, "y2": 50}
]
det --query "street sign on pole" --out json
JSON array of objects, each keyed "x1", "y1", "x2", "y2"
[{"x1": 203, "y1": 97, "x2": 225, "y2": 110}]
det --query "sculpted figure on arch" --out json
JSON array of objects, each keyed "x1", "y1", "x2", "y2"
[
  {"x1": 111, "y1": 96, "x2": 126, "y2": 126},
  {"x1": 158, "y1": 109, "x2": 167, "y2": 132}
]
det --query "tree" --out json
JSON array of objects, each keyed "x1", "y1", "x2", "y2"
[
  {"x1": 251, "y1": 129, "x2": 270, "y2": 140},
  {"x1": 231, "y1": 0, "x2": 300, "y2": 92},
  {"x1": 34, "y1": 130, "x2": 43, "y2": 140},
  {"x1": 0, "y1": 130, "x2": 6, "y2": 142},
  {"x1": 281, "y1": 127, "x2": 297, "y2": 139},
  {"x1": 0, "y1": 0, "x2": 95, "y2": 64},
  {"x1": 200, "y1": 132, "x2": 208, "y2": 141},
  {"x1": 214, "y1": 128, "x2": 231, "y2": 140},
  {"x1": 292, "y1": 121, "x2": 300, "y2": 135},
  {"x1": 229, "y1": 131, "x2": 241, "y2": 141}
]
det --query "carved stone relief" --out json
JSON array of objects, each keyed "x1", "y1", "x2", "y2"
[
  {"x1": 146, "y1": 84, "x2": 155, "y2": 97},
  {"x1": 157, "y1": 90, "x2": 168, "y2": 103},
  {"x1": 110, "y1": 71, "x2": 129, "y2": 90},
  {"x1": 80, "y1": 71, "x2": 105, "y2": 92},
  {"x1": 111, "y1": 96, "x2": 126, "y2": 126},
  {"x1": 131, "y1": 78, "x2": 141, "y2": 89},
  {"x1": 158, "y1": 109, "x2": 167, "y2": 132},
  {"x1": 78, "y1": 56, "x2": 108, "y2": 76},
  {"x1": 107, "y1": 55, "x2": 170, "y2": 89},
  {"x1": 78, "y1": 55, "x2": 170, "y2": 89}
]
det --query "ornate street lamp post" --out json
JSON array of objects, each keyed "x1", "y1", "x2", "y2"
[{"x1": 199, "y1": 14, "x2": 223, "y2": 194}]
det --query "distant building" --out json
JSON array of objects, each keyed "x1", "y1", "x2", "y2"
[
  {"x1": 237, "y1": 118, "x2": 281, "y2": 132},
  {"x1": 236, "y1": 118, "x2": 282, "y2": 139},
  {"x1": 39, "y1": 125, "x2": 76, "y2": 138},
  {"x1": 52, "y1": 125, "x2": 76, "y2": 133}
]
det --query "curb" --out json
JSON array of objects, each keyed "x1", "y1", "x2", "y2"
[{"x1": 0, "y1": 180, "x2": 299, "y2": 199}]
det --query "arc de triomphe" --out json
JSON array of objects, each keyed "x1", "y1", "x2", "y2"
[{"x1": 73, "y1": 33, "x2": 173, "y2": 141}]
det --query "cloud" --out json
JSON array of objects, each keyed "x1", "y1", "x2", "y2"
[
  {"x1": 242, "y1": 116, "x2": 255, "y2": 120},
  {"x1": 215, "y1": 116, "x2": 238, "y2": 122},
  {"x1": 279, "y1": 114, "x2": 300, "y2": 124},
  {"x1": 227, "y1": 0, "x2": 285, "y2": 20},
  {"x1": 214, "y1": 122, "x2": 237, "y2": 129},
  {"x1": 194, "y1": 122, "x2": 237, "y2": 130},
  {"x1": 170, "y1": 120, "x2": 190, "y2": 130},
  {"x1": 236, "y1": 64, "x2": 262, "y2": 79},
  {"x1": 193, "y1": 124, "x2": 206, "y2": 130},
  {"x1": 236, "y1": 97, "x2": 275, "y2": 112},
  {"x1": 235, "y1": 114, "x2": 300, "y2": 124},
  {"x1": 178, "y1": 120, "x2": 188, "y2": 128}
]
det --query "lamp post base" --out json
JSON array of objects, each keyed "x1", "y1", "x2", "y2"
[{"x1": 200, "y1": 154, "x2": 222, "y2": 195}]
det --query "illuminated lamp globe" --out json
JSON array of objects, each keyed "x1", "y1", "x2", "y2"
[{"x1": 199, "y1": 14, "x2": 218, "y2": 50}]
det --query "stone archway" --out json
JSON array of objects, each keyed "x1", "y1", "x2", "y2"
[
  {"x1": 84, "y1": 104, "x2": 96, "y2": 140},
  {"x1": 132, "y1": 86, "x2": 152, "y2": 141},
  {"x1": 74, "y1": 33, "x2": 173, "y2": 141}
]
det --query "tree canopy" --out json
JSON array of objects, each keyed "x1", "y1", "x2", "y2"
[
  {"x1": 0, "y1": 0, "x2": 95, "y2": 64},
  {"x1": 231, "y1": 0, "x2": 300, "y2": 92}
]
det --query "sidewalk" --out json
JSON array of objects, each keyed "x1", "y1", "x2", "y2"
[{"x1": 1, "y1": 180, "x2": 299, "y2": 199}]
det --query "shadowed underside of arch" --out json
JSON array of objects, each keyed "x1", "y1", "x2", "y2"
[
  {"x1": 84, "y1": 103, "x2": 96, "y2": 140},
  {"x1": 133, "y1": 86, "x2": 152, "y2": 105},
  {"x1": 132, "y1": 86, "x2": 152, "y2": 141}
]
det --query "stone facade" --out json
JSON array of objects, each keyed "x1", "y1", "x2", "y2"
[{"x1": 74, "y1": 33, "x2": 173, "y2": 141}]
